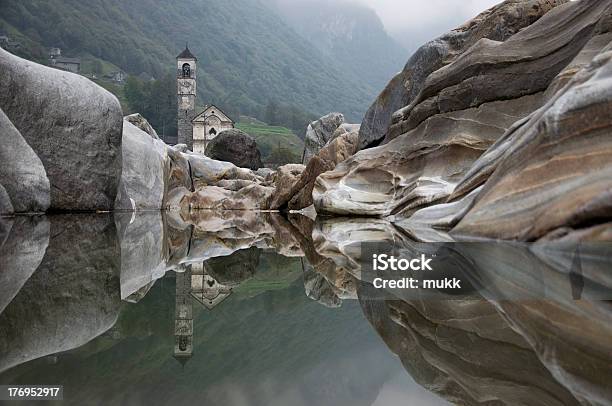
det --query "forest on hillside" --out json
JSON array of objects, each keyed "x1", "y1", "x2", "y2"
[{"x1": 0, "y1": 0, "x2": 377, "y2": 124}]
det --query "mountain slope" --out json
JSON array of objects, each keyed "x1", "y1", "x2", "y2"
[
  {"x1": 267, "y1": 0, "x2": 407, "y2": 91},
  {"x1": 0, "y1": 0, "x2": 374, "y2": 121}
]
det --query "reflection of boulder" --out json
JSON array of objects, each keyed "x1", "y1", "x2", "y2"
[
  {"x1": 115, "y1": 212, "x2": 168, "y2": 301},
  {"x1": 454, "y1": 242, "x2": 612, "y2": 405},
  {"x1": 0, "y1": 185, "x2": 13, "y2": 215},
  {"x1": 303, "y1": 260, "x2": 342, "y2": 308},
  {"x1": 359, "y1": 286, "x2": 579, "y2": 406},
  {"x1": 205, "y1": 247, "x2": 260, "y2": 285},
  {"x1": 0, "y1": 216, "x2": 49, "y2": 315},
  {"x1": 0, "y1": 215, "x2": 121, "y2": 373}
]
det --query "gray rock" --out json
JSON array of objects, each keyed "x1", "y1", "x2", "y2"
[
  {"x1": 388, "y1": 0, "x2": 604, "y2": 142},
  {"x1": 124, "y1": 113, "x2": 159, "y2": 139},
  {"x1": 268, "y1": 164, "x2": 305, "y2": 210},
  {"x1": 0, "y1": 108, "x2": 50, "y2": 213},
  {"x1": 302, "y1": 112, "x2": 345, "y2": 164},
  {"x1": 205, "y1": 129, "x2": 262, "y2": 170},
  {"x1": 114, "y1": 120, "x2": 167, "y2": 211},
  {"x1": 0, "y1": 185, "x2": 13, "y2": 215},
  {"x1": 0, "y1": 215, "x2": 121, "y2": 373},
  {"x1": 315, "y1": 94, "x2": 543, "y2": 217},
  {"x1": 303, "y1": 261, "x2": 342, "y2": 308},
  {"x1": 0, "y1": 216, "x2": 49, "y2": 316},
  {"x1": 0, "y1": 48, "x2": 123, "y2": 211},
  {"x1": 115, "y1": 212, "x2": 167, "y2": 300},
  {"x1": 205, "y1": 247, "x2": 260, "y2": 285},
  {"x1": 358, "y1": 0, "x2": 568, "y2": 150},
  {"x1": 173, "y1": 143, "x2": 190, "y2": 153},
  {"x1": 454, "y1": 41, "x2": 612, "y2": 240}
]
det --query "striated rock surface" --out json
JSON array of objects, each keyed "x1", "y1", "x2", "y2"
[
  {"x1": 268, "y1": 164, "x2": 306, "y2": 209},
  {"x1": 302, "y1": 112, "x2": 346, "y2": 164},
  {"x1": 357, "y1": 0, "x2": 568, "y2": 150},
  {"x1": 315, "y1": 94, "x2": 542, "y2": 217},
  {"x1": 289, "y1": 128, "x2": 359, "y2": 210},
  {"x1": 315, "y1": 0, "x2": 612, "y2": 243},
  {"x1": 0, "y1": 108, "x2": 50, "y2": 213},
  {"x1": 0, "y1": 48, "x2": 123, "y2": 211},
  {"x1": 205, "y1": 129, "x2": 262, "y2": 170},
  {"x1": 454, "y1": 40, "x2": 612, "y2": 240}
]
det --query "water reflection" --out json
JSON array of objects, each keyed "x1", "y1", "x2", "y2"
[{"x1": 0, "y1": 211, "x2": 611, "y2": 405}]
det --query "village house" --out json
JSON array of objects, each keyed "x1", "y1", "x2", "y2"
[{"x1": 50, "y1": 56, "x2": 81, "y2": 73}]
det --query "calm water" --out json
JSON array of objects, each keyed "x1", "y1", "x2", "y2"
[{"x1": 0, "y1": 212, "x2": 611, "y2": 405}]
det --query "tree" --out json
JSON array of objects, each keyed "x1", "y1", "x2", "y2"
[{"x1": 265, "y1": 100, "x2": 279, "y2": 126}]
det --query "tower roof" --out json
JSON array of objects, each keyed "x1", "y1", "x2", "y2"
[{"x1": 177, "y1": 45, "x2": 197, "y2": 61}]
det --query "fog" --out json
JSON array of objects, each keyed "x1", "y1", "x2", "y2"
[
  {"x1": 285, "y1": 0, "x2": 502, "y2": 50},
  {"x1": 358, "y1": 0, "x2": 500, "y2": 48}
]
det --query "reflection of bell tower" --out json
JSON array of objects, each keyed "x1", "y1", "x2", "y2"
[
  {"x1": 172, "y1": 262, "x2": 235, "y2": 364},
  {"x1": 174, "y1": 267, "x2": 193, "y2": 365},
  {"x1": 176, "y1": 44, "x2": 197, "y2": 150}
]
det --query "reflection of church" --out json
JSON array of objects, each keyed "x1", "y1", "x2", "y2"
[
  {"x1": 176, "y1": 46, "x2": 234, "y2": 155},
  {"x1": 173, "y1": 262, "x2": 234, "y2": 365}
]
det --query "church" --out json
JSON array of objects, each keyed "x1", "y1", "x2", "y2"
[{"x1": 176, "y1": 46, "x2": 234, "y2": 155}]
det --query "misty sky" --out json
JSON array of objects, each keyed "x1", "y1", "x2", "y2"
[{"x1": 355, "y1": 0, "x2": 501, "y2": 50}]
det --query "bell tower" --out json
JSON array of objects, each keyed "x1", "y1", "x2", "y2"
[{"x1": 176, "y1": 45, "x2": 197, "y2": 149}]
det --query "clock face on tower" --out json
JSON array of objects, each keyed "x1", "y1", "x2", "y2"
[{"x1": 178, "y1": 79, "x2": 195, "y2": 95}]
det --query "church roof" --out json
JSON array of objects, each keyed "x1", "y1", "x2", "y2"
[
  {"x1": 176, "y1": 46, "x2": 197, "y2": 61},
  {"x1": 192, "y1": 105, "x2": 234, "y2": 124}
]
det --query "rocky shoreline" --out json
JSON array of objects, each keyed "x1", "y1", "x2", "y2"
[{"x1": 2, "y1": 0, "x2": 612, "y2": 245}]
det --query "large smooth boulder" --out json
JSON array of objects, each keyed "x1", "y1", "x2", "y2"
[
  {"x1": 315, "y1": 94, "x2": 543, "y2": 217},
  {"x1": 357, "y1": 0, "x2": 568, "y2": 150},
  {"x1": 205, "y1": 129, "x2": 262, "y2": 170},
  {"x1": 0, "y1": 48, "x2": 123, "y2": 211},
  {"x1": 314, "y1": 0, "x2": 609, "y2": 219},
  {"x1": 0, "y1": 108, "x2": 50, "y2": 213},
  {"x1": 302, "y1": 112, "x2": 345, "y2": 164},
  {"x1": 453, "y1": 42, "x2": 612, "y2": 240},
  {"x1": 115, "y1": 120, "x2": 167, "y2": 211}
]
